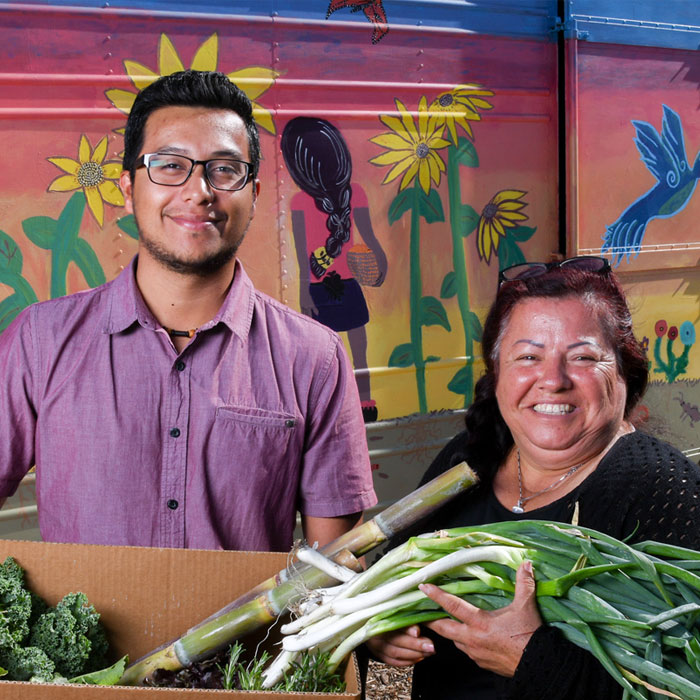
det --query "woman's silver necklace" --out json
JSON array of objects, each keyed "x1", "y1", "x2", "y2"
[{"x1": 512, "y1": 450, "x2": 584, "y2": 513}]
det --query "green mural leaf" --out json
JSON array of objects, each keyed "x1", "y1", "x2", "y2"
[
  {"x1": 455, "y1": 137, "x2": 479, "y2": 168},
  {"x1": 388, "y1": 343, "x2": 415, "y2": 368},
  {"x1": 440, "y1": 270, "x2": 457, "y2": 299},
  {"x1": 509, "y1": 225, "x2": 537, "y2": 242},
  {"x1": 419, "y1": 296, "x2": 451, "y2": 331},
  {"x1": 460, "y1": 204, "x2": 480, "y2": 237},
  {"x1": 418, "y1": 188, "x2": 445, "y2": 224},
  {"x1": 74, "y1": 239, "x2": 106, "y2": 288},
  {"x1": 425, "y1": 355, "x2": 441, "y2": 363},
  {"x1": 0, "y1": 230, "x2": 23, "y2": 274},
  {"x1": 497, "y1": 237, "x2": 526, "y2": 271},
  {"x1": 0, "y1": 294, "x2": 24, "y2": 332},
  {"x1": 22, "y1": 216, "x2": 57, "y2": 249},
  {"x1": 117, "y1": 214, "x2": 139, "y2": 240},
  {"x1": 388, "y1": 190, "x2": 413, "y2": 225},
  {"x1": 57, "y1": 192, "x2": 86, "y2": 243},
  {"x1": 467, "y1": 310, "x2": 483, "y2": 342},
  {"x1": 447, "y1": 365, "x2": 471, "y2": 396}
]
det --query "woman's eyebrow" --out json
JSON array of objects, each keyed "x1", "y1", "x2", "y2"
[
  {"x1": 567, "y1": 340, "x2": 601, "y2": 350},
  {"x1": 514, "y1": 339, "x2": 543, "y2": 348}
]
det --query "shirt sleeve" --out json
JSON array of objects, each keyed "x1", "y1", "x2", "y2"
[
  {"x1": 296, "y1": 332, "x2": 377, "y2": 517},
  {"x1": 0, "y1": 306, "x2": 37, "y2": 498}
]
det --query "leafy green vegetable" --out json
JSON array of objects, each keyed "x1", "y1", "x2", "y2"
[
  {"x1": 70, "y1": 655, "x2": 129, "y2": 685},
  {"x1": 0, "y1": 557, "x2": 116, "y2": 685}
]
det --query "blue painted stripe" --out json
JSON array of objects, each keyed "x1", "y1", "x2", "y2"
[
  {"x1": 12, "y1": 0, "x2": 558, "y2": 40},
  {"x1": 566, "y1": 0, "x2": 700, "y2": 50}
]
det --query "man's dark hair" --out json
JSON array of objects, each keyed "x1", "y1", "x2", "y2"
[
  {"x1": 122, "y1": 69, "x2": 261, "y2": 180},
  {"x1": 462, "y1": 266, "x2": 649, "y2": 480}
]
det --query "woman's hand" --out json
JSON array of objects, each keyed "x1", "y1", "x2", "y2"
[
  {"x1": 421, "y1": 561, "x2": 541, "y2": 677},
  {"x1": 365, "y1": 625, "x2": 435, "y2": 667}
]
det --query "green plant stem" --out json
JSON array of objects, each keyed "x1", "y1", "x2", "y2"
[
  {"x1": 410, "y1": 178, "x2": 427, "y2": 413},
  {"x1": 447, "y1": 143, "x2": 473, "y2": 406}
]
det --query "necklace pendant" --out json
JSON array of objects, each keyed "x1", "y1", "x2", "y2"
[{"x1": 512, "y1": 503, "x2": 525, "y2": 514}]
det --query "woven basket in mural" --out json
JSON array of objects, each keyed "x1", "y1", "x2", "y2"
[{"x1": 347, "y1": 244, "x2": 381, "y2": 286}]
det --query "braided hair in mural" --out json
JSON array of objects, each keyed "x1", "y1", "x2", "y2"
[{"x1": 282, "y1": 116, "x2": 387, "y2": 421}]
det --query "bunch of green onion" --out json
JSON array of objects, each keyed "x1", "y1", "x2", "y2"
[{"x1": 262, "y1": 521, "x2": 700, "y2": 700}]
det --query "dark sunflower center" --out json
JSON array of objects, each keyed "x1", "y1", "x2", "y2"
[
  {"x1": 77, "y1": 161, "x2": 104, "y2": 187},
  {"x1": 483, "y1": 203, "x2": 498, "y2": 218},
  {"x1": 415, "y1": 143, "x2": 430, "y2": 159},
  {"x1": 439, "y1": 94, "x2": 454, "y2": 108}
]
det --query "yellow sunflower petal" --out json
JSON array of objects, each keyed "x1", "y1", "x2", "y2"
[
  {"x1": 426, "y1": 135, "x2": 451, "y2": 150},
  {"x1": 102, "y1": 162, "x2": 123, "y2": 179},
  {"x1": 48, "y1": 174, "x2": 80, "y2": 192},
  {"x1": 493, "y1": 189, "x2": 526, "y2": 204},
  {"x1": 228, "y1": 67, "x2": 280, "y2": 100},
  {"x1": 158, "y1": 34, "x2": 185, "y2": 75},
  {"x1": 453, "y1": 115, "x2": 474, "y2": 139},
  {"x1": 98, "y1": 180, "x2": 125, "y2": 207},
  {"x1": 47, "y1": 157, "x2": 80, "y2": 176},
  {"x1": 395, "y1": 99, "x2": 419, "y2": 144},
  {"x1": 91, "y1": 136, "x2": 108, "y2": 164},
  {"x1": 399, "y1": 159, "x2": 420, "y2": 192},
  {"x1": 85, "y1": 187, "x2": 105, "y2": 226},
  {"x1": 123, "y1": 61, "x2": 159, "y2": 91},
  {"x1": 497, "y1": 200, "x2": 527, "y2": 212},
  {"x1": 498, "y1": 211, "x2": 528, "y2": 224},
  {"x1": 417, "y1": 96, "x2": 429, "y2": 139},
  {"x1": 191, "y1": 33, "x2": 218, "y2": 71},
  {"x1": 429, "y1": 150, "x2": 447, "y2": 173},
  {"x1": 427, "y1": 151, "x2": 441, "y2": 184},
  {"x1": 252, "y1": 106, "x2": 277, "y2": 135},
  {"x1": 381, "y1": 154, "x2": 417, "y2": 183},
  {"x1": 468, "y1": 97, "x2": 494, "y2": 110},
  {"x1": 491, "y1": 217, "x2": 506, "y2": 236},
  {"x1": 418, "y1": 158, "x2": 432, "y2": 194},
  {"x1": 369, "y1": 149, "x2": 415, "y2": 166},
  {"x1": 491, "y1": 227, "x2": 501, "y2": 253},
  {"x1": 479, "y1": 220, "x2": 492, "y2": 261},
  {"x1": 378, "y1": 113, "x2": 415, "y2": 142},
  {"x1": 78, "y1": 135, "x2": 91, "y2": 164},
  {"x1": 370, "y1": 132, "x2": 415, "y2": 150},
  {"x1": 445, "y1": 118, "x2": 459, "y2": 146},
  {"x1": 105, "y1": 88, "x2": 137, "y2": 115}
]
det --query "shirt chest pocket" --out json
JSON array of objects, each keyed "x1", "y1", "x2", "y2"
[{"x1": 213, "y1": 406, "x2": 300, "y2": 482}]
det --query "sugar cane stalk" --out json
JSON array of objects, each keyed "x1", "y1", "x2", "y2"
[{"x1": 118, "y1": 460, "x2": 479, "y2": 685}]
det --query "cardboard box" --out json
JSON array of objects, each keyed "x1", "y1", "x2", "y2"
[{"x1": 0, "y1": 539, "x2": 361, "y2": 699}]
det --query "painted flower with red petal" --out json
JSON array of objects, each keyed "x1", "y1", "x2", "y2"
[
  {"x1": 654, "y1": 320, "x2": 667, "y2": 338},
  {"x1": 668, "y1": 326, "x2": 679, "y2": 341}
]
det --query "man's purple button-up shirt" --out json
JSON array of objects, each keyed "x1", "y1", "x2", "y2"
[{"x1": 0, "y1": 258, "x2": 376, "y2": 551}]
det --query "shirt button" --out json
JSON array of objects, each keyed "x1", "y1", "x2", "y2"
[
  {"x1": 170, "y1": 428, "x2": 181, "y2": 438},
  {"x1": 167, "y1": 499, "x2": 179, "y2": 510},
  {"x1": 285, "y1": 419, "x2": 296, "y2": 428},
  {"x1": 176, "y1": 361, "x2": 186, "y2": 372}
]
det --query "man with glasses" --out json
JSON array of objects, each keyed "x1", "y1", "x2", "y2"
[{"x1": 0, "y1": 70, "x2": 376, "y2": 552}]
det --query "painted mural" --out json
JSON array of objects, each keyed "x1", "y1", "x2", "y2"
[
  {"x1": 574, "y1": 39, "x2": 700, "y2": 455},
  {"x1": 0, "y1": 2, "x2": 559, "y2": 428}
]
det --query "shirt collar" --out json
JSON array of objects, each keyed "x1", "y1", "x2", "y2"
[{"x1": 103, "y1": 256, "x2": 254, "y2": 342}]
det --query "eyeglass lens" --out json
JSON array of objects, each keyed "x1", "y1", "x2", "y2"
[
  {"x1": 500, "y1": 256, "x2": 608, "y2": 282},
  {"x1": 145, "y1": 154, "x2": 249, "y2": 190}
]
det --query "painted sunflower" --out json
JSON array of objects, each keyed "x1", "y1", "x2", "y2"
[
  {"x1": 105, "y1": 33, "x2": 278, "y2": 134},
  {"x1": 429, "y1": 84, "x2": 494, "y2": 144},
  {"x1": 477, "y1": 189, "x2": 528, "y2": 262},
  {"x1": 369, "y1": 96, "x2": 451, "y2": 194},
  {"x1": 47, "y1": 135, "x2": 124, "y2": 227}
]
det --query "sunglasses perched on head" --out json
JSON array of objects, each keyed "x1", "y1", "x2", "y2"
[{"x1": 498, "y1": 256, "x2": 611, "y2": 287}]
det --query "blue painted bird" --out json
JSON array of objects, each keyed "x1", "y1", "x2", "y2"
[{"x1": 602, "y1": 104, "x2": 700, "y2": 266}]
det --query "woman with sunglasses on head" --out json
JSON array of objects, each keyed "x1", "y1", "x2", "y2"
[{"x1": 365, "y1": 257, "x2": 700, "y2": 700}]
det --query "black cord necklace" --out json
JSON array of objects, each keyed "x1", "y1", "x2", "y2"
[{"x1": 164, "y1": 327, "x2": 197, "y2": 338}]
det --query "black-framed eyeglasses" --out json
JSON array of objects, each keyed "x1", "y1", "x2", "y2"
[
  {"x1": 135, "y1": 153, "x2": 252, "y2": 191},
  {"x1": 498, "y1": 256, "x2": 610, "y2": 286}
]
